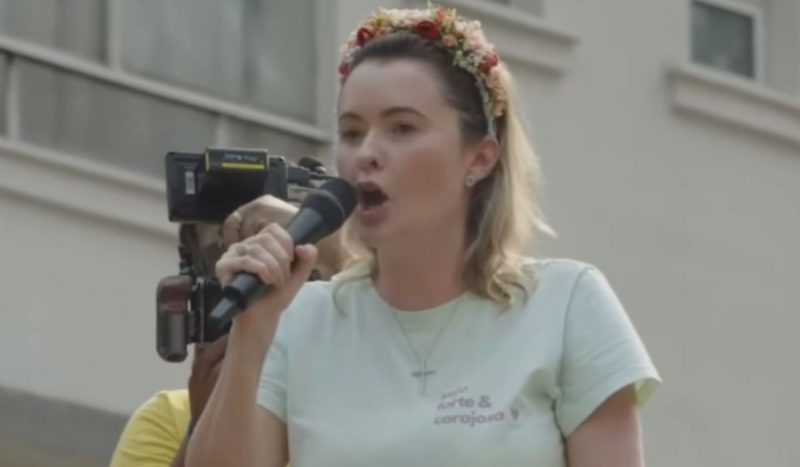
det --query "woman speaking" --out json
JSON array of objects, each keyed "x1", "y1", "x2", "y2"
[{"x1": 187, "y1": 5, "x2": 660, "y2": 467}]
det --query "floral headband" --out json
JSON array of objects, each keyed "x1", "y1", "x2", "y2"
[{"x1": 338, "y1": 4, "x2": 507, "y2": 137}]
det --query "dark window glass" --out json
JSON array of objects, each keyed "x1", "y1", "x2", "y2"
[
  {"x1": 17, "y1": 62, "x2": 218, "y2": 177},
  {"x1": 120, "y1": 0, "x2": 317, "y2": 122},
  {"x1": 692, "y1": 1, "x2": 756, "y2": 78},
  {"x1": 0, "y1": 0, "x2": 106, "y2": 61}
]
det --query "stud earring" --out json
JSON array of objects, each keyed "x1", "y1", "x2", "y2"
[{"x1": 465, "y1": 174, "x2": 477, "y2": 188}]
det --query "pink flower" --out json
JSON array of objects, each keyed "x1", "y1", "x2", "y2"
[
  {"x1": 479, "y1": 53, "x2": 499, "y2": 73},
  {"x1": 441, "y1": 34, "x2": 457, "y2": 48},
  {"x1": 338, "y1": 61, "x2": 350, "y2": 77}
]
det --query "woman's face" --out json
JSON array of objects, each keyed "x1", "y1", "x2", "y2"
[{"x1": 335, "y1": 59, "x2": 475, "y2": 249}]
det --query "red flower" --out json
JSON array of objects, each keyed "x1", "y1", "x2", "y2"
[
  {"x1": 479, "y1": 53, "x2": 499, "y2": 73},
  {"x1": 356, "y1": 27, "x2": 374, "y2": 46},
  {"x1": 414, "y1": 20, "x2": 440, "y2": 40},
  {"x1": 338, "y1": 61, "x2": 349, "y2": 77}
]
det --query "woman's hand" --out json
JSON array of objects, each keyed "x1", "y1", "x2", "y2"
[
  {"x1": 216, "y1": 222, "x2": 317, "y2": 332},
  {"x1": 187, "y1": 223, "x2": 301, "y2": 467},
  {"x1": 220, "y1": 194, "x2": 347, "y2": 280}
]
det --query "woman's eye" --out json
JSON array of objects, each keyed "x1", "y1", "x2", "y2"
[
  {"x1": 339, "y1": 129, "x2": 362, "y2": 142},
  {"x1": 392, "y1": 123, "x2": 417, "y2": 135}
]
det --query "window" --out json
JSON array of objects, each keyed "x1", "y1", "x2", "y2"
[
  {"x1": 0, "y1": 0, "x2": 325, "y2": 178},
  {"x1": 0, "y1": 0, "x2": 106, "y2": 61},
  {"x1": 17, "y1": 62, "x2": 219, "y2": 177},
  {"x1": 13, "y1": 60, "x2": 321, "y2": 178},
  {"x1": 691, "y1": 0, "x2": 762, "y2": 80},
  {"x1": 119, "y1": 0, "x2": 318, "y2": 123}
]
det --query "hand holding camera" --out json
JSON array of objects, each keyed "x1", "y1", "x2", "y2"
[{"x1": 156, "y1": 148, "x2": 350, "y2": 362}]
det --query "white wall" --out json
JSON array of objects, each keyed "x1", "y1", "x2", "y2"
[
  {"x1": 528, "y1": 1, "x2": 800, "y2": 466},
  {"x1": 0, "y1": 144, "x2": 189, "y2": 415}
]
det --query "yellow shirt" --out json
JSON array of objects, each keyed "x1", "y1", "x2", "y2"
[{"x1": 110, "y1": 389, "x2": 191, "y2": 467}]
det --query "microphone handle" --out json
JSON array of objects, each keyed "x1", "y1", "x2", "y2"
[
  {"x1": 207, "y1": 209, "x2": 329, "y2": 330},
  {"x1": 207, "y1": 274, "x2": 271, "y2": 331}
]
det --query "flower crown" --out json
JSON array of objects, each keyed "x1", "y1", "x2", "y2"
[{"x1": 338, "y1": 4, "x2": 507, "y2": 136}]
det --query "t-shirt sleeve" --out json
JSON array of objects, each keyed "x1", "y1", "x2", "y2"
[
  {"x1": 554, "y1": 266, "x2": 660, "y2": 436},
  {"x1": 257, "y1": 311, "x2": 290, "y2": 422},
  {"x1": 109, "y1": 391, "x2": 187, "y2": 467}
]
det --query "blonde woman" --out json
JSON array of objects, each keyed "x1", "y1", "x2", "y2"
[{"x1": 187, "y1": 6, "x2": 660, "y2": 467}]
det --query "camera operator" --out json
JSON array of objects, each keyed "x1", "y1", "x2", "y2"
[{"x1": 109, "y1": 194, "x2": 346, "y2": 467}]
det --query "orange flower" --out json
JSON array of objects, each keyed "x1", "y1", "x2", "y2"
[{"x1": 434, "y1": 8, "x2": 448, "y2": 26}]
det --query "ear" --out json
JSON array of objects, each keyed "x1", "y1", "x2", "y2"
[{"x1": 465, "y1": 137, "x2": 501, "y2": 183}]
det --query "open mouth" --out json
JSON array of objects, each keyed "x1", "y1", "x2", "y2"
[{"x1": 356, "y1": 182, "x2": 389, "y2": 211}]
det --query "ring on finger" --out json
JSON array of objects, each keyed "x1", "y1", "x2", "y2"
[{"x1": 235, "y1": 244, "x2": 249, "y2": 256}]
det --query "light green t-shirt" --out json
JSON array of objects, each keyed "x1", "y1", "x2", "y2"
[{"x1": 258, "y1": 259, "x2": 660, "y2": 467}]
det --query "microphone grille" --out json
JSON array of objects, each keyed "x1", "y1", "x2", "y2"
[{"x1": 301, "y1": 178, "x2": 356, "y2": 230}]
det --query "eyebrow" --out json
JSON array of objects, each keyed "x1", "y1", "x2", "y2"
[{"x1": 338, "y1": 106, "x2": 428, "y2": 122}]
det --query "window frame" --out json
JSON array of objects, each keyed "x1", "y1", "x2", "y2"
[{"x1": 691, "y1": 0, "x2": 766, "y2": 83}]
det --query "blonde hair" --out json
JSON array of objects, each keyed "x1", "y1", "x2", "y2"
[{"x1": 335, "y1": 36, "x2": 553, "y2": 309}]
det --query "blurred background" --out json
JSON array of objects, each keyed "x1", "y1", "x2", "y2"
[{"x1": 0, "y1": 0, "x2": 798, "y2": 466}]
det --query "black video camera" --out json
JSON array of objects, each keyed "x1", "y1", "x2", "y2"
[{"x1": 156, "y1": 148, "x2": 331, "y2": 362}]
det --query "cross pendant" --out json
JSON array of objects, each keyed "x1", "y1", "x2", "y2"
[{"x1": 411, "y1": 362, "x2": 436, "y2": 396}]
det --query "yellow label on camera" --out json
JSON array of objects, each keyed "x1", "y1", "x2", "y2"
[
  {"x1": 219, "y1": 162, "x2": 266, "y2": 170},
  {"x1": 204, "y1": 148, "x2": 268, "y2": 172}
]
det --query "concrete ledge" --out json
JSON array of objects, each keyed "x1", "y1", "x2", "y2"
[
  {"x1": 669, "y1": 63, "x2": 800, "y2": 149},
  {"x1": 0, "y1": 138, "x2": 176, "y2": 240},
  {"x1": 0, "y1": 385, "x2": 126, "y2": 466}
]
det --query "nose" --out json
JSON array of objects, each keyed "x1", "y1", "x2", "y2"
[{"x1": 355, "y1": 130, "x2": 382, "y2": 173}]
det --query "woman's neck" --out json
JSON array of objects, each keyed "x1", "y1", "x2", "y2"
[{"x1": 373, "y1": 226, "x2": 467, "y2": 311}]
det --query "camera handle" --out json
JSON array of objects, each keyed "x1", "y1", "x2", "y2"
[{"x1": 264, "y1": 156, "x2": 289, "y2": 200}]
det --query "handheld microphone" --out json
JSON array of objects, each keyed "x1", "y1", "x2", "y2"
[{"x1": 208, "y1": 178, "x2": 356, "y2": 332}]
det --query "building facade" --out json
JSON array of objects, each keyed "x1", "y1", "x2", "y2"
[{"x1": 1, "y1": 0, "x2": 798, "y2": 465}]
